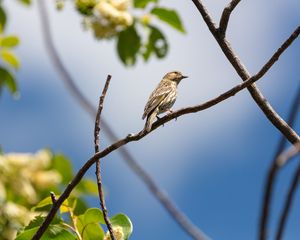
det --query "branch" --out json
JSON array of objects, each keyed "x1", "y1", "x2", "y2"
[
  {"x1": 37, "y1": 1, "x2": 206, "y2": 239},
  {"x1": 219, "y1": 0, "x2": 241, "y2": 36},
  {"x1": 94, "y1": 75, "x2": 115, "y2": 240},
  {"x1": 276, "y1": 160, "x2": 300, "y2": 240},
  {"x1": 32, "y1": 39, "x2": 289, "y2": 238},
  {"x1": 259, "y1": 85, "x2": 300, "y2": 240},
  {"x1": 191, "y1": 0, "x2": 300, "y2": 144}
]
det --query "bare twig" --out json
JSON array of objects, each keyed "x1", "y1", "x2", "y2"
[
  {"x1": 191, "y1": 0, "x2": 300, "y2": 144},
  {"x1": 219, "y1": 0, "x2": 241, "y2": 36},
  {"x1": 31, "y1": 32, "x2": 296, "y2": 237},
  {"x1": 276, "y1": 143, "x2": 300, "y2": 167},
  {"x1": 37, "y1": 1, "x2": 206, "y2": 239},
  {"x1": 259, "y1": 85, "x2": 300, "y2": 240},
  {"x1": 276, "y1": 161, "x2": 300, "y2": 240},
  {"x1": 50, "y1": 192, "x2": 57, "y2": 203},
  {"x1": 94, "y1": 75, "x2": 115, "y2": 240}
]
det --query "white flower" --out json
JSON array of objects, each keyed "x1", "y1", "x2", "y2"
[
  {"x1": 95, "y1": 0, "x2": 133, "y2": 26},
  {"x1": 103, "y1": 226, "x2": 124, "y2": 240}
]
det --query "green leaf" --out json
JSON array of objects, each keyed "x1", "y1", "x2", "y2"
[
  {"x1": 17, "y1": 0, "x2": 32, "y2": 6},
  {"x1": 134, "y1": 0, "x2": 158, "y2": 8},
  {"x1": 76, "y1": 208, "x2": 105, "y2": 240},
  {"x1": 32, "y1": 196, "x2": 54, "y2": 210},
  {"x1": 1, "y1": 50, "x2": 20, "y2": 69},
  {"x1": 82, "y1": 222, "x2": 104, "y2": 240},
  {"x1": 117, "y1": 25, "x2": 141, "y2": 66},
  {"x1": 151, "y1": 7, "x2": 185, "y2": 33},
  {"x1": 84, "y1": 208, "x2": 105, "y2": 225},
  {"x1": 1, "y1": 35, "x2": 20, "y2": 48},
  {"x1": 16, "y1": 226, "x2": 76, "y2": 240},
  {"x1": 110, "y1": 213, "x2": 133, "y2": 240},
  {"x1": 143, "y1": 25, "x2": 168, "y2": 61},
  {"x1": 75, "y1": 0, "x2": 96, "y2": 16},
  {"x1": 0, "y1": 6, "x2": 6, "y2": 31},
  {"x1": 24, "y1": 216, "x2": 47, "y2": 230},
  {"x1": 73, "y1": 197, "x2": 88, "y2": 215},
  {"x1": 24, "y1": 215, "x2": 62, "y2": 230},
  {"x1": 32, "y1": 196, "x2": 69, "y2": 213},
  {"x1": 17, "y1": 216, "x2": 74, "y2": 240},
  {"x1": 0, "y1": 66, "x2": 17, "y2": 95},
  {"x1": 52, "y1": 154, "x2": 73, "y2": 184},
  {"x1": 76, "y1": 179, "x2": 99, "y2": 196}
]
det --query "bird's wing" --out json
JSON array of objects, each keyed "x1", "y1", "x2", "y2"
[{"x1": 142, "y1": 80, "x2": 172, "y2": 119}]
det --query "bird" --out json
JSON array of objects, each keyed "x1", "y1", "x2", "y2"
[{"x1": 142, "y1": 71, "x2": 188, "y2": 132}]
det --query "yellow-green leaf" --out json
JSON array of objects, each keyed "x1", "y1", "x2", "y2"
[
  {"x1": 134, "y1": 0, "x2": 157, "y2": 8},
  {"x1": 1, "y1": 35, "x2": 20, "y2": 48},
  {"x1": 32, "y1": 196, "x2": 70, "y2": 214},
  {"x1": 151, "y1": 7, "x2": 185, "y2": 33},
  {"x1": 0, "y1": 7, "x2": 6, "y2": 31},
  {"x1": 0, "y1": 66, "x2": 17, "y2": 95},
  {"x1": 1, "y1": 50, "x2": 20, "y2": 69},
  {"x1": 110, "y1": 213, "x2": 133, "y2": 240}
]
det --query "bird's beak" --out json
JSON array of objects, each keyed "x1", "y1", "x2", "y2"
[{"x1": 181, "y1": 75, "x2": 188, "y2": 79}]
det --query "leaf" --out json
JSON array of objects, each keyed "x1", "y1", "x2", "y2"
[
  {"x1": 73, "y1": 197, "x2": 88, "y2": 215},
  {"x1": 17, "y1": 0, "x2": 32, "y2": 6},
  {"x1": 110, "y1": 213, "x2": 133, "y2": 240},
  {"x1": 82, "y1": 222, "x2": 104, "y2": 240},
  {"x1": 0, "y1": 6, "x2": 6, "y2": 31},
  {"x1": 32, "y1": 196, "x2": 69, "y2": 213},
  {"x1": 0, "y1": 66, "x2": 17, "y2": 95},
  {"x1": 0, "y1": 35, "x2": 20, "y2": 48},
  {"x1": 24, "y1": 215, "x2": 62, "y2": 230},
  {"x1": 16, "y1": 227, "x2": 76, "y2": 240},
  {"x1": 134, "y1": 0, "x2": 158, "y2": 8},
  {"x1": 1, "y1": 50, "x2": 20, "y2": 69},
  {"x1": 32, "y1": 196, "x2": 54, "y2": 210},
  {"x1": 76, "y1": 179, "x2": 98, "y2": 196},
  {"x1": 76, "y1": 208, "x2": 105, "y2": 240},
  {"x1": 52, "y1": 154, "x2": 73, "y2": 184},
  {"x1": 151, "y1": 7, "x2": 185, "y2": 33},
  {"x1": 117, "y1": 25, "x2": 141, "y2": 66},
  {"x1": 24, "y1": 216, "x2": 47, "y2": 230},
  {"x1": 84, "y1": 208, "x2": 105, "y2": 225},
  {"x1": 17, "y1": 216, "x2": 75, "y2": 240},
  {"x1": 143, "y1": 25, "x2": 168, "y2": 61}
]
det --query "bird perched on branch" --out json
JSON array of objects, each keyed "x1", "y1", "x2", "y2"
[{"x1": 142, "y1": 71, "x2": 188, "y2": 132}]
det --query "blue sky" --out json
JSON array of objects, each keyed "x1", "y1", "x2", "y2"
[{"x1": 1, "y1": 0, "x2": 300, "y2": 239}]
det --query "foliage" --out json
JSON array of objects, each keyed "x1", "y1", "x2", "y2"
[
  {"x1": 17, "y1": 202, "x2": 133, "y2": 239},
  {"x1": 60, "y1": 0, "x2": 186, "y2": 66},
  {"x1": 0, "y1": 149, "x2": 127, "y2": 240},
  {"x1": 0, "y1": 5, "x2": 20, "y2": 97}
]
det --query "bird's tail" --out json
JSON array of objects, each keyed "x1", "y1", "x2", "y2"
[{"x1": 144, "y1": 109, "x2": 159, "y2": 132}]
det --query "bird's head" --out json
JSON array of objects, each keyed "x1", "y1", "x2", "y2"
[{"x1": 164, "y1": 71, "x2": 188, "y2": 83}]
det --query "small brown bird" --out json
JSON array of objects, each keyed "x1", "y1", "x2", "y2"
[{"x1": 142, "y1": 71, "x2": 188, "y2": 132}]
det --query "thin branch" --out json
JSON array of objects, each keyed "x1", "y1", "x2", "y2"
[
  {"x1": 94, "y1": 75, "x2": 115, "y2": 240},
  {"x1": 191, "y1": 0, "x2": 300, "y2": 144},
  {"x1": 37, "y1": 1, "x2": 206, "y2": 239},
  {"x1": 259, "y1": 85, "x2": 300, "y2": 240},
  {"x1": 219, "y1": 0, "x2": 241, "y2": 36},
  {"x1": 31, "y1": 35, "x2": 293, "y2": 238},
  {"x1": 276, "y1": 161, "x2": 300, "y2": 240},
  {"x1": 276, "y1": 143, "x2": 300, "y2": 167},
  {"x1": 50, "y1": 192, "x2": 57, "y2": 203},
  {"x1": 94, "y1": 75, "x2": 112, "y2": 153}
]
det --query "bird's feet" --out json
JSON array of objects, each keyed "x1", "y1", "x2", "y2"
[
  {"x1": 167, "y1": 109, "x2": 177, "y2": 121},
  {"x1": 156, "y1": 116, "x2": 164, "y2": 127},
  {"x1": 167, "y1": 109, "x2": 174, "y2": 114}
]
